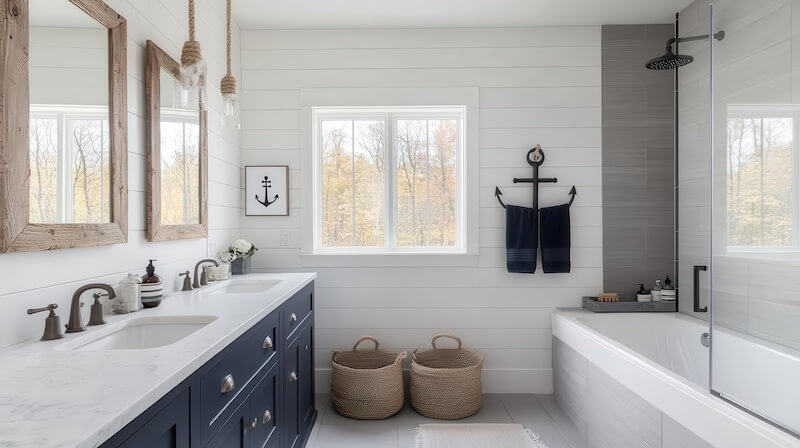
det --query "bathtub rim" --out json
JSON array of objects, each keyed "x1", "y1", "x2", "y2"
[{"x1": 552, "y1": 308, "x2": 800, "y2": 448}]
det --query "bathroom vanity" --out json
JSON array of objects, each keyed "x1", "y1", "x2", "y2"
[{"x1": 0, "y1": 273, "x2": 316, "y2": 448}]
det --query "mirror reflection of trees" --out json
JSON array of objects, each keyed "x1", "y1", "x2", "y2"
[
  {"x1": 29, "y1": 111, "x2": 110, "y2": 224},
  {"x1": 320, "y1": 117, "x2": 457, "y2": 249},
  {"x1": 727, "y1": 117, "x2": 793, "y2": 247},
  {"x1": 160, "y1": 118, "x2": 200, "y2": 225}
]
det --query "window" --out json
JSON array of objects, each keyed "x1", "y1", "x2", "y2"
[
  {"x1": 313, "y1": 107, "x2": 465, "y2": 253},
  {"x1": 29, "y1": 105, "x2": 110, "y2": 224},
  {"x1": 726, "y1": 105, "x2": 798, "y2": 249}
]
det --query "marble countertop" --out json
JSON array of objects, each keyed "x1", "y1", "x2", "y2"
[{"x1": 0, "y1": 272, "x2": 316, "y2": 448}]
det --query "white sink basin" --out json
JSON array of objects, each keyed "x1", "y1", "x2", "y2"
[
  {"x1": 55, "y1": 315, "x2": 217, "y2": 351},
  {"x1": 210, "y1": 279, "x2": 281, "y2": 296}
]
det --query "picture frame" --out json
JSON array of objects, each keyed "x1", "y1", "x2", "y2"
[{"x1": 245, "y1": 166, "x2": 289, "y2": 216}]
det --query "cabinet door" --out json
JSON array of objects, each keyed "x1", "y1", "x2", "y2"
[
  {"x1": 206, "y1": 396, "x2": 251, "y2": 448},
  {"x1": 118, "y1": 389, "x2": 190, "y2": 448},
  {"x1": 283, "y1": 335, "x2": 301, "y2": 448},
  {"x1": 299, "y1": 324, "x2": 315, "y2": 434},
  {"x1": 250, "y1": 363, "x2": 280, "y2": 448}
]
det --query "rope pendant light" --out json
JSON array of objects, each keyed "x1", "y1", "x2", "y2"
[
  {"x1": 220, "y1": 0, "x2": 240, "y2": 128},
  {"x1": 180, "y1": 0, "x2": 208, "y2": 110}
]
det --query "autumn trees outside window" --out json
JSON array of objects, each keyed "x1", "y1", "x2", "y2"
[
  {"x1": 313, "y1": 107, "x2": 464, "y2": 253},
  {"x1": 726, "y1": 106, "x2": 797, "y2": 249},
  {"x1": 29, "y1": 105, "x2": 111, "y2": 224}
]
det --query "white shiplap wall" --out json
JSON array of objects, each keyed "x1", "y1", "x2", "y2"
[
  {"x1": 0, "y1": 0, "x2": 242, "y2": 348},
  {"x1": 240, "y1": 27, "x2": 603, "y2": 393}
]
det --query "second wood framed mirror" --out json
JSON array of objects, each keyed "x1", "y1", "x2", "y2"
[{"x1": 145, "y1": 41, "x2": 208, "y2": 241}]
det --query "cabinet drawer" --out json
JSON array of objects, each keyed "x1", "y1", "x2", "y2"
[
  {"x1": 284, "y1": 284, "x2": 312, "y2": 340},
  {"x1": 200, "y1": 311, "x2": 279, "y2": 445}
]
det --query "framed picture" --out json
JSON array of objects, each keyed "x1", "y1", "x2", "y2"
[{"x1": 245, "y1": 166, "x2": 289, "y2": 216}]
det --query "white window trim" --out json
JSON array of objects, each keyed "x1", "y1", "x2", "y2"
[
  {"x1": 724, "y1": 104, "x2": 800, "y2": 255},
  {"x1": 299, "y1": 88, "x2": 479, "y2": 266}
]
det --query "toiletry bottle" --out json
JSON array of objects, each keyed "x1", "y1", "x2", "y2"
[
  {"x1": 651, "y1": 280, "x2": 663, "y2": 302},
  {"x1": 662, "y1": 275, "x2": 676, "y2": 301},
  {"x1": 636, "y1": 284, "x2": 651, "y2": 302},
  {"x1": 140, "y1": 260, "x2": 163, "y2": 308},
  {"x1": 113, "y1": 273, "x2": 141, "y2": 314}
]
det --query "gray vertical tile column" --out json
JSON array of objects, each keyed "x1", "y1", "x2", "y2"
[{"x1": 602, "y1": 25, "x2": 676, "y2": 300}]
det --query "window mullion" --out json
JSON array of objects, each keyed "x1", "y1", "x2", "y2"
[{"x1": 794, "y1": 116, "x2": 800, "y2": 248}]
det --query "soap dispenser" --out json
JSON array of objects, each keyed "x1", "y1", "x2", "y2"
[
  {"x1": 662, "y1": 275, "x2": 676, "y2": 302},
  {"x1": 114, "y1": 273, "x2": 141, "y2": 314},
  {"x1": 636, "y1": 284, "x2": 651, "y2": 302},
  {"x1": 141, "y1": 260, "x2": 163, "y2": 308}
]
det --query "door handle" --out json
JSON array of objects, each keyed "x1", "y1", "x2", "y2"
[{"x1": 693, "y1": 265, "x2": 708, "y2": 313}]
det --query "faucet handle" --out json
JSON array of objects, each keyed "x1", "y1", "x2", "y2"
[
  {"x1": 27, "y1": 304, "x2": 64, "y2": 341},
  {"x1": 27, "y1": 303, "x2": 59, "y2": 315},
  {"x1": 88, "y1": 293, "x2": 108, "y2": 326},
  {"x1": 180, "y1": 271, "x2": 193, "y2": 291}
]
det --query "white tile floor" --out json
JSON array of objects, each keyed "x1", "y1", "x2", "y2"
[{"x1": 306, "y1": 394, "x2": 580, "y2": 448}]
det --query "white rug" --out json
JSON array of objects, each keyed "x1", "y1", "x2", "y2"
[{"x1": 416, "y1": 423, "x2": 548, "y2": 448}]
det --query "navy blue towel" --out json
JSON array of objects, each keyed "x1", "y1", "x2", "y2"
[
  {"x1": 540, "y1": 204, "x2": 571, "y2": 273},
  {"x1": 506, "y1": 205, "x2": 538, "y2": 274}
]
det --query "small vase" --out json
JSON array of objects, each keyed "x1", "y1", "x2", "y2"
[{"x1": 231, "y1": 256, "x2": 251, "y2": 275}]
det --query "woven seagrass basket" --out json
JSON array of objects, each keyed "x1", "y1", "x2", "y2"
[
  {"x1": 410, "y1": 334, "x2": 484, "y2": 419},
  {"x1": 330, "y1": 336, "x2": 407, "y2": 420}
]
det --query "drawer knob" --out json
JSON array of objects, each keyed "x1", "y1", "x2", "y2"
[
  {"x1": 289, "y1": 313, "x2": 297, "y2": 323},
  {"x1": 262, "y1": 410, "x2": 272, "y2": 424},
  {"x1": 221, "y1": 374, "x2": 235, "y2": 394},
  {"x1": 251, "y1": 418, "x2": 258, "y2": 429},
  {"x1": 263, "y1": 336, "x2": 273, "y2": 349},
  {"x1": 289, "y1": 371, "x2": 298, "y2": 382}
]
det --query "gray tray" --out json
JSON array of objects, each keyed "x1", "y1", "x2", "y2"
[{"x1": 582, "y1": 296, "x2": 676, "y2": 313}]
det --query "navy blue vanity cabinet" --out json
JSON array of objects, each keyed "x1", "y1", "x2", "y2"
[
  {"x1": 282, "y1": 331, "x2": 302, "y2": 448},
  {"x1": 250, "y1": 363, "x2": 281, "y2": 448},
  {"x1": 299, "y1": 324, "x2": 315, "y2": 437},
  {"x1": 205, "y1": 395, "x2": 250, "y2": 448},
  {"x1": 117, "y1": 389, "x2": 191, "y2": 448},
  {"x1": 99, "y1": 281, "x2": 314, "y2": 448}
]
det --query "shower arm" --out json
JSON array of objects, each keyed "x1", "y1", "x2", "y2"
[{"x1": 665, "y1": 31, "x2": 726, "y2": 47}]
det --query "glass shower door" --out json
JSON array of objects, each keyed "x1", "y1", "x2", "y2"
[{"x1": 710, "y1": 0, "x2": 800, "y2": 436}]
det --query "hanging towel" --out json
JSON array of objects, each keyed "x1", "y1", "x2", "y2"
[
  {"x1": 540, "y1": 203, "x2": 571, "y2": 273},
  {"x1": 506, "y1": 205, "x2": 538, "y2": 274}
]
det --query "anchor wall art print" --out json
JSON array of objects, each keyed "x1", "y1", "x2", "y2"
[{"x1": 245, "y1": 166, "x2": 289, "y2": 216}]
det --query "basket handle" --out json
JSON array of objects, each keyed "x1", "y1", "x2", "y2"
[
  {"x1": 431, "y1": 334, "x2": 462, "y2": 350},
  {"x1": 352, "y1": 335, "x2": 380, "y2": 351},
  {"x1": 395, "y1": 351, "x2": 408, "y2": 363}
]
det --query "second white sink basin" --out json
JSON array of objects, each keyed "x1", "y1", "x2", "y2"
[
  {"x1": 211, "y1": 279, "x2": 281, "y2": 296},
  {"x1": 56, "y1": 315, "x2": 217, "y2": 351}
]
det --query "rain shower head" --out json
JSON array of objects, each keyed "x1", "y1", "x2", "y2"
[
  {"x1": 645, "y1": 30, "x2": 725, "y2": 71},
  {"x1": 645, "y1": 46, "x2": 694, "y2": 70}
]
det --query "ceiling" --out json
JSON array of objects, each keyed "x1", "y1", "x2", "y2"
[{"x1": 233, "y1": 0, "x2": 694, "y2": 30}]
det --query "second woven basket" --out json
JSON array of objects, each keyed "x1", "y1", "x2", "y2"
[{"x1": 410, "y1": 334, "x2": 484, "y2": 419}]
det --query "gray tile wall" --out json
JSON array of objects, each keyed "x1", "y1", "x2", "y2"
[{"x1": 602, "y1": 25, "x2": 676, "y2": 300}]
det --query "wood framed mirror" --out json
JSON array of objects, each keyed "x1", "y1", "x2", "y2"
[
  {"x1": 145, "y1": 41, "x2": 208, "y2": 241},
  {"x1": 0, "y1": 0, "x2": 128, "y2": 253}
]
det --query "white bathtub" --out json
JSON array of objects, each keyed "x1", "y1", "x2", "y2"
[{"x1": 552, "y1": 309, "x2": 800, "y2": 448}]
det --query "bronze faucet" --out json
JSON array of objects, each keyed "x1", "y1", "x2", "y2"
[
  {"x1": 66, "y1": 283, "x2": 116, "y2": 333},
  {"x1": 193, "y1": 259, "x2": 219, "y2": 289}
]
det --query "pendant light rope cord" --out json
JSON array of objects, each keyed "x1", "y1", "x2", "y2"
[
  {"x1": 181, "y1": 0, "x2": 202, "y2": 66},
  {"x1": 220, "y1": 0, "x2": 237, "y2": 94}
]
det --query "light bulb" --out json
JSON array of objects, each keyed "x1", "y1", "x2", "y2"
[
  {"x1": 221, "y1": 92, "x2": 240, "y2": 129},
  {"x1": 180, "y1": 59, "x2": 208, "y2": 111}
]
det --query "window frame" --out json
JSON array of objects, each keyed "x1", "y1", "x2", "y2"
[
  {"x1": 312, "y1": 106, "x2": 466, "y2": 255},
  {"x1": 725, "y1": 104, "x2": 800, "y2": 252}
]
